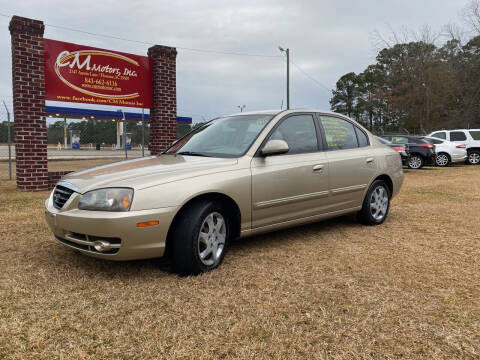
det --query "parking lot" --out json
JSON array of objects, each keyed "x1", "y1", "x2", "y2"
[{"x1": 1, "y1": 160, "x2": 479, "y2": 359}]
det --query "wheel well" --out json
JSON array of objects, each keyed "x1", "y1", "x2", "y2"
[
  {"x1": 374, "y1": 175, "x2": 393, "y2": 196},
  {"x1": 164, "y1": 192, "x2": 242, "y2": 258}
]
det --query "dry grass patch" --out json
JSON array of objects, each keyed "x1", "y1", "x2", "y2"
[{"x1": 0, "y1": 161, "x2": 479, "y2": 359}]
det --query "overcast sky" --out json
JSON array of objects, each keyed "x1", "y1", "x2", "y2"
[{"x1": 0, "y1": 0, "x2": 471, "y2": 123}]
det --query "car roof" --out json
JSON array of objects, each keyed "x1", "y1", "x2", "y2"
[
  {"x1": 225, "y1": 109, "x2": 349, "y2": 118},
  {"x1": 431, "y1": 129, "x2": 480, "y2": 132}
]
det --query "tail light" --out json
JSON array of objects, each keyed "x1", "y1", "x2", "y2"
[
  {"x1": 419, "y1": 144, "x2": 434, "y2": 150},
  {"x1": 456, "y1": 144, "x2": 466, "y2": 148},
  {"x1": 393, "y1": 146, "x2": 406, "y2": 152}
]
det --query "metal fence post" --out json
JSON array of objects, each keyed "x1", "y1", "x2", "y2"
[
  {"x1": 3, "y1": 101, "x2": 12, "y2": 181},
  {"x1": 141, "y1": 108, "x2": 145, "y2": 157},
  {"x1": 122, "y1": 111, "x2": 127, "y2": 159}
]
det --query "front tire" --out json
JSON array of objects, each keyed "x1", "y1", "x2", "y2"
[
  {"x1": 435, "y1": 153, "x2": 450, "y2": 167},
  {"x1": 408, "y1": 154, "x2": 424, "y2": 169},
  {"x1": 357, "y1": 180, "x2": 391, "y2": 225},
  {"x1": 171, "y1": 200, "x2": 230, "y2": 275},
  {"x1": 467, "y1": 150, "x2": 480, "y2": 165}
]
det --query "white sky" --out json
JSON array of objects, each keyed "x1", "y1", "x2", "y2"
[{"x1": 0, "y1": 0, "x2": 470, "y2": 123}]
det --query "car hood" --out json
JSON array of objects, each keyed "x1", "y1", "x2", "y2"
[{"x1": 61, "y1": 155, "x2": 239, "y2": 193}]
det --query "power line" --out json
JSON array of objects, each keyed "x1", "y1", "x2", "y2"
[
  {"x1": 0, "y1": 12, "x2": 281, "y2": 58},
  {"x1": 290, "y1": 60, "x2": 332, "y2": 93}
]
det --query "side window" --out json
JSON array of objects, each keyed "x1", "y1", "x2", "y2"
[
  {"x1": 431, "y1": 132, "x2": 446, "y2": 140},
  {"x1": 450, "y1": 131, "x2": 467, "y2": 141},
  {"x1": 469, "y1": 131, "x2": 480, "y2": 140},
  {"x1": 269, "y1": 115, "x2": 317, "y2": 154},
  {"x1": 391, "y1": 136, "x2": 409, "y2": 144},
  {"x1": 320, "y1": 116, "x2": 358, "y2": 150},
  {"x1": 355, "y1": 127, "x2": 369, "y2": 147}
]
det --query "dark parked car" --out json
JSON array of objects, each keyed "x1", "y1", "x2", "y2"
[
  {"x1": 376, "y1": 136, "x2": 408, "y2": 163},
  {"x1": 380, "y1": 135, "x2": 435, "y2": 169}
]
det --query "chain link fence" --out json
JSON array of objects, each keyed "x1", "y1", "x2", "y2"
[{"x1": 0, "y1": 117, "x2": 194, "y2": 161}]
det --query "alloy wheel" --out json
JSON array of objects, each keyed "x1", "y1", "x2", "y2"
[
  {"x1": 436, "y1": 154, "x2": 449, "y2": 166},
  {"x1": 409, "y1": 156, "x2": 422, "y2": 169},
  {"x1": 370, "y1": 186, "x2": 389, "y2": 221},
  {"x1": 197, "y1": 212, "x2": 226, "y2": 266},
  {"x1": 469, "y1": 152, "x2": 480, "y2": 165}
]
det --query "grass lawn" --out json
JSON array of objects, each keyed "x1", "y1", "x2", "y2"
[{"x1": 0, "y1": 160, "x2": 479, "y2": 359}]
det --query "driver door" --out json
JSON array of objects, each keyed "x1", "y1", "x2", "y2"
[{"x1": 250, "y1": 114, "x2": 330, "y2": 229}]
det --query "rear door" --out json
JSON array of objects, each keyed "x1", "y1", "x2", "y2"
[
  {"x1": 317, "y1": 115, "x2": 376, "y2": 211},
  {"x1": 251, "y1": 113, "x2": 330, "y2": 228}
]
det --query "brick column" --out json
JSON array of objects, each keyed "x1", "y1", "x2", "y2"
[
  {"x1": 147, "y1": 45, "x2": 177, "y2": 155},
  {"x1": 9, "y1": 16, "x2": 48, "y2": 191}
]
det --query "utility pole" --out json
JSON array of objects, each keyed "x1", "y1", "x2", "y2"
[
  {"x1": 278, "y1": 46, "x2": 290, "y2": 109},
  {"x1": 237, "y1": 105, "x2": 245, "y2": 112},
  {"x1": 3, "y1": 101, "x2": 12, "y2": 180}
]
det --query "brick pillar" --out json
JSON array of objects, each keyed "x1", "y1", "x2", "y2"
[
  {"x1": 9, "y1": 16, "x2": 48, "y2": 191},
  {"x1": 147, "y1": 45, "x2": 177, "y2": 155}
]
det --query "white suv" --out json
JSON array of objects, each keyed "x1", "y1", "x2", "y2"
[{"x1": 428, "y1": 129, "x2": 480, "y2": 165}]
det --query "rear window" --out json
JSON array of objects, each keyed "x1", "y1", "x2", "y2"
[
  {"x1": 425, "y1": 138, "x2": 443, "y2": 145},
  {"x1": 408, "y1": 137, "x2": 427, "y2": 144},
  {"x1": 391, "y1": 136, "x2": 409, "y2": 144},
  {"x1": 450, "y1": 131, "x2": 467, "y2": 141},
  {"x1": 469, "y1": 131, "x2": 480, "y2": 140}
]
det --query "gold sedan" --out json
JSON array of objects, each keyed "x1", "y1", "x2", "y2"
[{"x1": 45, "y1": 110, "x2": 404, "y2": 274}]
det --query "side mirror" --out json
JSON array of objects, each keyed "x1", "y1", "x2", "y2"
[{"x1": 261, "y1": 139, "x2": 289, "y2": 156}]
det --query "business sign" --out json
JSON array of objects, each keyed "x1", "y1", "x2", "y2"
[{"x1": 44, "y1": 39, "x2": 152, "y2": 108}]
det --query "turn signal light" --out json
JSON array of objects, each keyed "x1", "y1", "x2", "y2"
[
  {"x1": 456, "y1": 144, "x2": 466, "y2": 148},
  {"x1": 136, "y1": 220, "x2": 159, "y2": 228}
]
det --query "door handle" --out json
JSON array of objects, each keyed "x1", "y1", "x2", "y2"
[
  {"x1": 313, "y1": 164, "x2": 324, "y2": 172},
  {"x1": 366, "y1": 157, "x2": 375, "y2": 164}
]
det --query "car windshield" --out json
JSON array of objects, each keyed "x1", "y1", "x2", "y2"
[{"x1": 165, "y1": 114, "x2": 274, "y2": 158}]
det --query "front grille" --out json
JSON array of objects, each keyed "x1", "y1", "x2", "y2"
[{"x1": 53, "y1": 184, "x2": 75, "y2": 209}]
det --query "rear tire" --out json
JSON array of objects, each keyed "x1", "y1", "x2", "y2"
[
  {"x1": 467, "y1": 150, "x2": 480, "y2": 165},
  {"x1": 357, "y1": 180, "x2": 391, "y2": 226},
  {"x1": 435, "y1": 153, "x2": 450, "y2": 167},
  {"x1": 171, "y1": 200, "x2": 230, "y2": 275},
  {"x1": 408, "y1": 154, "x2": 424, "y2": 169}
]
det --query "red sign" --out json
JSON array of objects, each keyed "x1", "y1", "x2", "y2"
[{"x1": 44, "y1": 39, "x2": 152, "y2": 108}]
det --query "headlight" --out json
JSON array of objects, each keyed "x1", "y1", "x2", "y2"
[{"x1": 78, "y1": 188, "x2": 133, "y2": 212}]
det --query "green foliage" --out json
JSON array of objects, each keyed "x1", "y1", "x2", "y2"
[{"x1": 330, "y1": 35, "x2": 480, "y2": 133}]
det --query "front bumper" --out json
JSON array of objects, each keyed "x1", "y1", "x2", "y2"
[{"x1": 45, "y1": 192, "x2": 178, "y2": 261}]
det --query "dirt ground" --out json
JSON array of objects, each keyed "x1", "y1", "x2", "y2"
[{"x1": 0, "y1": 160, "x2": 479, "y2": 359}]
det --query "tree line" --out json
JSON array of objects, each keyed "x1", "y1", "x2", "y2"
[{"x1": 330, "y1": 1, "x2": 480, "y2": 134}]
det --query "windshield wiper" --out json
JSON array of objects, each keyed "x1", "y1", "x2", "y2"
[{"x1": 176, "y1": 151, "x2": 211, "y2": 157}]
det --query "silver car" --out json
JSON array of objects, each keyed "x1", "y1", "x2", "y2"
[{"x1": 45, "y1": 110, "x2": 404, "y2": 274}]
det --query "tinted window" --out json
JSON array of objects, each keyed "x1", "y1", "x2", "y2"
[
  {"x1": 376, "y1": 137, "x2": 391, "y2": 145},
  {"x1": 450, "y1": 131, "x2": 467, "y2": 141},
  {"x1": 269, "y1": 115, "x2": 317, "y2": 154},
  {"x1": 409, "y1": 137, "x2": 428, "y2": 144},
  {"x1": 469, "y1": 131, "x2": 480, "y2": 140},
  {"x1": 355, "y1": 127, "x2": 369, "y2": 147},
  {"x1": 425, "y1": 138, "x2": 443, "y2": 145},
  {"x1": 391, "y1": 136, "x2": 409, "y2": 144},
  {"x1": 320, "y1": 116, "x2": 358, "y2": 150},
  {"x1": 431, "y1": 132, "x2": 446, "y2": 139}
]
